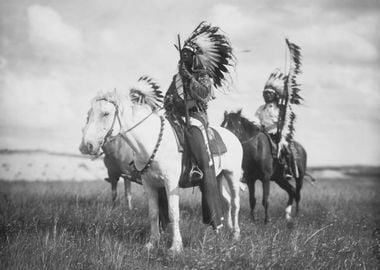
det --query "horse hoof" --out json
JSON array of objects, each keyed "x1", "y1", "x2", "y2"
[
  {"x1": 168, "y1": 244, "x2": 183, "y2": 255},
  {"x1": 286, "y1": 220, "x2": 295, "y2": 229},
  {"x1": 233, "y1": 231, "x2": 241, "y2": 241},
  {"x1": 145, "y1": 242, "x2": 154, "y2": 250},
  {"x1": 126, "y1": 203, "x2": 133, "y2": 211},
  {"x1": 286, "y1": 212, "x2": 292, "y2": 221},
  {"x1": 264, "y1": 218, "x2": 271, "y2": 224}
]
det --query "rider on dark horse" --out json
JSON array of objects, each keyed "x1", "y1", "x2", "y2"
[
  {"x1": 253, "y1": 69, "x2": 295, "y2": 179},
  {"x1": 164, "y1": 22, "x2": 235, "y2": 230}
]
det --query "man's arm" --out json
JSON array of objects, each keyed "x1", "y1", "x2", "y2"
[
  {"x1": 189, "y1": 71, "x2": 212, "y2": 101},
  {"x1": 252, "y1": 105, "x2": 264, "y2": 127}
]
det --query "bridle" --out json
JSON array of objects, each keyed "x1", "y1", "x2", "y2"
[
  {"x1": 87, "y1": 98, "x2": 122, "y2": 159},
  {"x1": 95, "y1": 98, "x2": 154, "y2": 148},
  {"x1": 222, "y1": 116, "x2": 255, "y2": 145},
  {"x1": 95, "y1": 97, "x2": 165, "y2": 179},
  {"x1": 222, "y1": 117, "x2": 242, "y2": 139}
]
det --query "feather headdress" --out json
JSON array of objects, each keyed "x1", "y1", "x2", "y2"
[
  {"x1": 263, "y1": 69, "x2": 286, "y2": 97},
  {"x1": 129, "y1": 76, "x2": 163, "y2": 111},
  {"x1": 278, "y1": 38, "x2": 303, "y2": 143},
  {"x1": 183, "y1": 21, "x2": 236, "y2": 89}
]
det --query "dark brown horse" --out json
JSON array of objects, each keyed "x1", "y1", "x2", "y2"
[
  {"x1": 102, "y1": 134, "x2": 134, "y2": 209},
  {"x1": 221, "y1": 109, "x2": 311, "y2": 222}
]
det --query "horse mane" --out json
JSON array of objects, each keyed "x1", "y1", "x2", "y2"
[
  {"x1": 236, "y1": 111, "x2": 261, "y2": 136},
  {"x1": 93, "y1": 75, "x2": 163, "y2": 114},
  {"x1": 92, "y1": 90, "x2": 131, "y2": 115}
]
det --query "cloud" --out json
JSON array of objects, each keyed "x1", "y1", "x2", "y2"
[
  {"x1": 0, "y1": 71, "x2": 73, "y2": 129},
  {"x1": 319, "y1": 0, "x2": 380, "y2": 15},
  {"x1": 27, "y1": 5, "x2": 84, "y2": 57},
  {"x1": 209, "y1": 4, "x2": 256, "y2": 40},
  {"x1": 296, "y1": 23, "x2": 378, "y2": 66}
]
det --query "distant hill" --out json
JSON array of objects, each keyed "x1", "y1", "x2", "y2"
[
  {"x1": 0, "y1": 148, "x2": 379, "y2": 181},
  {"x1": 309, "y1": 165, "x2": 380, "y2": 178},
  {"x1": 0, "y1": 148, "x2": 88, "y2": 159},
  {"x1": 0, "y1": 149, "x2": 105, "y2": 181}
]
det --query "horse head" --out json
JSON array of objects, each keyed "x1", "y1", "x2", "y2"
[
  {"x1": 79, "y1": 92, "x2": 128, "y2": 156},
  {"x1": 221, "y1": 109, "x2": 260, "y2": 142},
  {"x1": 221, "y1": 109, "x2": 245, "y2": 140},
  {"x1": 80, "y1": 76, "x2": 163, "y2": 156}
]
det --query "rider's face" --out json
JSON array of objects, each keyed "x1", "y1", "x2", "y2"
[
  {"x1": 181, "y1": 49, "x2": 194, "y2": 66},
  {"x1": 263, "y1": 90, "x2": 277, "y2": 103}
]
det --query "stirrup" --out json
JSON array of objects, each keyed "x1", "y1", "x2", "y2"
[
  {"x1": 190, "y1": 165, "x2": 203, "y2": 181},
  {"x1": 285, "y1": 174, "x2": 293, "y2": 180}
]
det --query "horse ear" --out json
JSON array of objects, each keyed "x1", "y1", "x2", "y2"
[
  {"x1": 224, "y1": 110, "x2": 227, "y2": 117},
  {"x1": 237, "y1": 108, "x2": 242, "y2": 115}
]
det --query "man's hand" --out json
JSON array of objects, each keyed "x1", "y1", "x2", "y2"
[{"x1": 179, "y1": 63, "x2": 193, "y2": 80}]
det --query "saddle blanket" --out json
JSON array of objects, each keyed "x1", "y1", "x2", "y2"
[{"x1": 170, "y1": 117, "x2": 227, "y2": 155}]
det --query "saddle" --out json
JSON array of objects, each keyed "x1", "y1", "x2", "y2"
[
  {"x1": 263, "y1": 132, "x2": 299, "y2": 179},
  {"x1": 263, "y1": 132, "x2": 278, "y2": 159},
  {"x1": 167, "y1": 114, "x2": 227, "y2": 188}
]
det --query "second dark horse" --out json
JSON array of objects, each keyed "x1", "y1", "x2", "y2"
[{"x1": 222, "y1": 109, "x2": 312, "y2": 222}]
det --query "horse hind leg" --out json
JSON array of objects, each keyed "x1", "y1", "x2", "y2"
[
  {"x1": 275, "y1": 178, "x2": 296, "y2": 221},
  {"x1": 217, "y1": 174, "x2": 232, "y2": 229},
  {"x1": 222, "y1": 170, "x2": 241, "y2": 240},
  {"x1": 295, "y1": 175, "x2": 304, "y2": 215},
  {"x1": 164, "y1": 185, "x2": 183, "y2": 254}
]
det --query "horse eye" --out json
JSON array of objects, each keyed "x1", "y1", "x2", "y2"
[{"x1": 103, "y1": 112, "x2": 110, "y2": 117}]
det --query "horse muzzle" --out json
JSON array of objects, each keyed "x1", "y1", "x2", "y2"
[{"x1": 79, "y1": 140, "x2": 101, "y2": 156}]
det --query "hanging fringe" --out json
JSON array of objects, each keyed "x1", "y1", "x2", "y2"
[{"x1": 280, "y1": 38, "x2": 303, "y2": 143}]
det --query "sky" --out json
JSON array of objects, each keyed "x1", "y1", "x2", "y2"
[{"x1": 0, "y1": 0, "x2": 379, "y2": 166}]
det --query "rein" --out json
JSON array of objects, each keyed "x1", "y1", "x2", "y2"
[
  {"x1": 241, "y1": 136, "x2": 256, "y2": 145},
  {"x1": 123, "y1": 115, "x2": 165, "y2": 177},
  {"x1": 96, "y1": 97, "x2": 164, "y2": 179},
  {"x1": 224, "y1": 117, "x2": 258, "y2": 145}
]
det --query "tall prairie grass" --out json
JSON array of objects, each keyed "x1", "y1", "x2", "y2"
[{"x1": 0, "y1": 176, "x2": 379, "y2": 269}]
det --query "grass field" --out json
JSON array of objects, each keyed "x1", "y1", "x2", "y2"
[{"x1": 0, "y1": 174, "x2": 379, "y2": 269}]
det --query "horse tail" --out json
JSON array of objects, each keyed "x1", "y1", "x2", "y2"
[{"x1": 305, "y1": 172, "x2": 316, "y2": 184}]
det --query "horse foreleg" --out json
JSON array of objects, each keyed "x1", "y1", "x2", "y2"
[
  {"x1": 166, "y1": 186, "x2": 183, "y2": 254},
  {"x1": 262, "y1": 177, "x2": 271, "y2": 223},
  {"x1": 247, "y1": 177, "x2": 256, "y2": 221},
  {"x1": 123, "y1": 178, "x2": 132, "y2": 210},
  {"x1": 143, "y1": 183, "x2": 160, "y2": 250},
  {"x1": 105, "y1": 174, "x2": 119, "y2": 208}
]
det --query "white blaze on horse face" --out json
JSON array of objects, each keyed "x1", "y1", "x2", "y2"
[{"x1": 81, "y1": 100, "x2": 118, "y2": 154}]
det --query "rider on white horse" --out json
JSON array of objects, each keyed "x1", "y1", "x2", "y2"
[{"x1": 164, "y1": 22, "x2": 235, "y2": 230}]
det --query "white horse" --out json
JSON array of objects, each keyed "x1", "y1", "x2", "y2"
[{"x1": 80, "y1": 90, "x2": 243, "y2": 253}]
